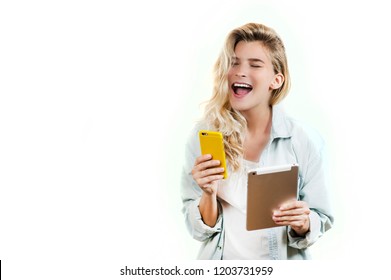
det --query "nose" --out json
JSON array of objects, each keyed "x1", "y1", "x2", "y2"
[
  {"x1": 233, "y1": 64, "x2": 247, "y2": 77},
  {"x1": 235, "y1": 72, "x2": 246, "y2": 77}
]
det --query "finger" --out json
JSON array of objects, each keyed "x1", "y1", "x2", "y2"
[
  {"x1": 279, "y1": 200, "x2": 308, "y2": 211},
  {"x1": 272, "y1": 215, "x2": 306, "y2": 223},
  {"x1": 194, "y1": 154, "x2": 212, "y2": 165},
  {"x1": 197, "y1": 174, "x2": 224, "y2": 186},
  {"x1": 272, "y1": 216, "x2": 308, "y2": 229},
  {"x1": 199, "y1": 167, "x2": 225, "y2": 178},
  {"x1": 273, "y1": 208, "x2": 310, "y2": 217},
  {"x1": 273, "y1": 220, "x2": 307, "y2": 230},
  {"x1": 192, "y1": 158, "x2": 220, "y2": 177},
  {"x1": 192, "y1": 162, "x2": 222, "y2": 179},
  {"x1": 195, "y1": 159, "x2": 221, "y2": 172}
]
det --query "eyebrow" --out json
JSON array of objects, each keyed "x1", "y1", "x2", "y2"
[{"x1": 232, "y1": 57, "x2": 265, "y2": 64}]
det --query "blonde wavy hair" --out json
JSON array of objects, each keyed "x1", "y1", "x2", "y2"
[{"x1": 202, "y1": 23, "x2": 291, "y2": 171}]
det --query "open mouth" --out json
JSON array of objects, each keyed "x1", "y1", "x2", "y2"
[{"x1": 231, "y1": 82, "x2": 253, "y2": 96}]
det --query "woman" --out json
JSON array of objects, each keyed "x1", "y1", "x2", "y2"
[{"x1": 181, "y1": 23, "x2": 333, "y2": 260}]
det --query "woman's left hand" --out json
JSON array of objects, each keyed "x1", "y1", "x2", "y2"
[{"x1": 272, "y1": 200, "x2": 310, "y2": 237}]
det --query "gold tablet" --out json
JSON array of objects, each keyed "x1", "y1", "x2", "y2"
[{"x1": 246, "y1": 164, "x2": 298, "y2": 231}]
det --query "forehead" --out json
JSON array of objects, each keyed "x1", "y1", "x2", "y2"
[{"x1": 233, "y1": 41, "x2": 271, "y2": 61}]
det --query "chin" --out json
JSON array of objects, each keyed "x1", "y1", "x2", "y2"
[{"x1": 229, "y1": 102, "x2": 249, "y2": 112}]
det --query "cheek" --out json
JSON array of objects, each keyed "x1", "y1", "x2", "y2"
[
  {"x1": 253, "y1": 80, "x2": 270, "y2": 92},
  {"x1": 254, "y1": 74, "x2": 274, "y2": 90},
  {"x1": 227, "y1": 70, "x2": 234, "y2": 83}
]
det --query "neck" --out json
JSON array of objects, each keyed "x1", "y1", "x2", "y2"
[{"x1": 242, "y1": 105, "x2": 272, "y2": 135}]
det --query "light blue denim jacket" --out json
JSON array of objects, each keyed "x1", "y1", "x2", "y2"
[{"x1": 181, "y1": 105, "x2": 334, "y2": 260}]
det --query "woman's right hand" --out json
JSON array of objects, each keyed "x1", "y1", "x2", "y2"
[{"x1": 191, "y1": 154, "x2": 225, "y2": 195}]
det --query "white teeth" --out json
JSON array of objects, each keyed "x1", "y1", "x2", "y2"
[{"x1": 233, "y1": 83, "x2": 252, "y2": 88}]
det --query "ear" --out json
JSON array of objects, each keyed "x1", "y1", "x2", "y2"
[{"x1": 270, "y1": 73, "x2": 284, "y2": 90}]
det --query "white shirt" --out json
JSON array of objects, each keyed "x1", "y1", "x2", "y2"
[{"x1": 218, "y1": 160, "x2": 271, "y2": 259}]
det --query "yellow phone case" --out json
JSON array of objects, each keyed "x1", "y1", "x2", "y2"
[{"x1": 199, "y1": 130, "x2": 228, "y2": 179}]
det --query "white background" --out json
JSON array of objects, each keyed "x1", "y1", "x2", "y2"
[{"x1": 1, "y1": 0, "x2": 391, "y2": 279}]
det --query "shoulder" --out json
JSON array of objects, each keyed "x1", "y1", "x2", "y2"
[
  {"x1": 184, "y1": 120, "x2": 209, "y2": 157},
  {"x1": 185, "y1": 120, "x2": 208, "y2": 145},
  {"x1": 274, "y1": 105, "x2": 325, "y2": 156},
  {"x1": 291, "y1": 118, "x2": 324, "y2": 152}
]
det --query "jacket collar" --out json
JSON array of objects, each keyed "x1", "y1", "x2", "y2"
[{"x1": 271, "y1": 105, "x2": 292, "y2": 140}]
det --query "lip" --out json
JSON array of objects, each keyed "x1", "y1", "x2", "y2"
[{"x1": 231, "y1": 82, "x2": 253, "y2": 98}]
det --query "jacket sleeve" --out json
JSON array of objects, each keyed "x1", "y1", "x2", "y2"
[
  {"x1": 180, "y1": 127, "x2": 223, "y2": 242},
  {"x1": 288, "y1": 127, "x2": 334, "y2": 249}
]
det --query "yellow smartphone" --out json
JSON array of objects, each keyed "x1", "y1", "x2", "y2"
[{"x1": 199, "y1": 130, "x2": 228, "y2": 179}]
